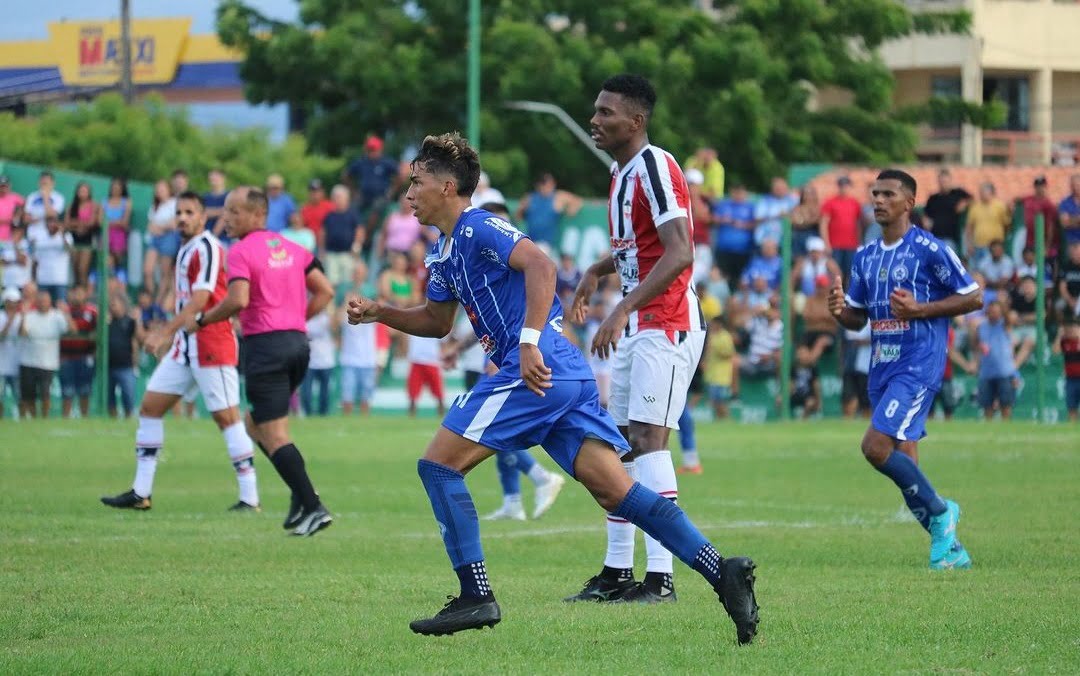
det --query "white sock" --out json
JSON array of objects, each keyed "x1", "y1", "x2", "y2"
[
  {"x1": 503, "y1": 493, "x2": 523, "y2": 511},
  {"x1": 526, "y1": 463, "x2": 552, "y2": 486},
  {"x1": 223, "y1": 421, "x2": 259, "y2": 506},
  {"x1": 637, "y1": 450, "x2": 677, "y2": 575},
  {"x1": 603, "y1": 460, "x2": 639, "y2": 570},
  {"x1": 132, "y1": 416, "x2": 164, "y2": 498},
  {"x1": 682, "y1": 449, "x2": 700, "y2": 467}
]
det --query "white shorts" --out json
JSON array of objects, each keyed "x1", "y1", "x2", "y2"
[
  {"x1": 608, "y1": 329, "x2": 705, "y2": 429},
  {"x1": 145, "y1": 358, "x2": 240, "y2": 413}
]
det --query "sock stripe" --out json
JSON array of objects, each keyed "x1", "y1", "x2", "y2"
[{"x1": 606, "y1": 516, "x2": 630, "y2": 524}]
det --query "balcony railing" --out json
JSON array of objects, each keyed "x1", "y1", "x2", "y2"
[{"x1": 917, "y1": 128, "x2": 1080, "y2": 165}]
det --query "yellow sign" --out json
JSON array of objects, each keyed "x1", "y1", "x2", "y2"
[{"x1": 48, "y1": 18, "x2": 192, "y2": 87}]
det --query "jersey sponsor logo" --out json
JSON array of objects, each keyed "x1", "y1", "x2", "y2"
[
  {"x1": 549, "y1": 315, "x2": 563, "y2": 333},
  {"x1": 878, "y1": 266, "x2": 889, "y2": 282},
  {"x1": 870, "y1": 319, "x2": 910, "y2": 334},
  {"x1": 933, "y1": 264, "x2": 952, "y2": 283},
  {"x1": 610, "y1": 237, "x2": 636, "y2": 252},
  {"x1": 267, "y1": 248, "x2": 294, "y2": 269},
  {"x1": 872, "y1": 343, "x2": 901, "y2": 365},
  {"x1": 891, "y1": 265, "x2": 908, "y2": 283},
  {"x1": 485, "y1": 217, "x2": 523, "y2": 242},
  {"x1": 479, "y1": 334, "x2": 496, "y2": 356},
  {"x1": 429, "y1": 268, "x2": 449, "y2": 293},
  {"x1": 480, "y1": 247, "x2": 501, "y2": 264}
]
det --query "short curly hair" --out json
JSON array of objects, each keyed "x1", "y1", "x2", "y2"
[
  {"x1": 601, "y1": 74, "x2": 657, "y2": 117},
  {"x1": 412, "y1": 132, "x2": 480, "y2": 196}
]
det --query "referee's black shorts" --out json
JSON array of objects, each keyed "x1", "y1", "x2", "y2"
[{"x1": 241, "y1": 330, "x2": 309, "y2": 424}]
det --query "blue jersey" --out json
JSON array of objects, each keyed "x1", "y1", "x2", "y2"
[
  {"x1": 425, "y1": 207, "x2": 594, "y2": 381},
  {"x1": 846, "y1": 226, "x2": 978, "y2": 392}
]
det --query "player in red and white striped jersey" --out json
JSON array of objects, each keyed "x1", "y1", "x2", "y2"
[
  {"x1": 101, "y1": 191, "x2": 260, "y2": 513},
  {"x1": 568, "y1": 74, "x2": 745, "y2": 606}
]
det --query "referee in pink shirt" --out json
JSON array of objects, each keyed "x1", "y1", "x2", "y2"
[{"x1": 187, "y1": 186, "x2": 335, "y2": 536}]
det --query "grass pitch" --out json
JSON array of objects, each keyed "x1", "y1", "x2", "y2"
[{"x1": 1, "y1": 417, "x2": 1077, "y2": 673}]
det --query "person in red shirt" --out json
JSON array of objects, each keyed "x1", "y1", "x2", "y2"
[
  {"x1": 1021, "y1": 176, "x2": 1059, "y2": 264},
  {"x1": 1054, "y1": 319, "x2": 1080, "y2": 421},
  {"x1": 58, "y1": 285, "x2": 96, "y2": 418},
  {"x1": 301, "y1": 179, "x2": 334, "y2": 246},
  {"x1": 819, "y1": 176, "x2": 862, "y2": 279}
]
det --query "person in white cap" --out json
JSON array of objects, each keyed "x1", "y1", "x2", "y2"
[
  {"x1": 796, "y1": 236, "x2": 841, "y2": 298},
  {"x1": 470, "y1": 171, "x2": 505, "y2": 208},
  {"x1": 685, "y1": 168, "x2": 714, "y2": 285},
  {"x1": 0, "y1": 287, "x2": 23, "y2": 418}
]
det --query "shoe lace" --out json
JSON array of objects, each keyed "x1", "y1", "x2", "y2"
[{"x1": 439, "y1": 595, "x2": 463, "y2": 614}]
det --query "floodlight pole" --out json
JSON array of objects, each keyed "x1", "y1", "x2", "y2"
[
  {"x1": 467, "y1": 0, "x2": 481, "y2": 149},
  {"x1": 504, "y1": 100, "x2": 614, "y2": 167},
  {"x1": 120, "y1": 0, "x2": 133, "y2": 103}
]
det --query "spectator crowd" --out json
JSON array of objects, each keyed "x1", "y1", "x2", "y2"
[{"x1": 1, "y1": 146, "x2": 1077, "y2": 423}]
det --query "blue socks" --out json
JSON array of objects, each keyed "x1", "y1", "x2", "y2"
[
  {"x1": 612, "y1": 482, "x2": 723, "y2": 588},
  {"x1": 876, "y1": 451, "x2": 947, "y2": 519},
  {"x1": 495, "y1": 449, "x2": 536, "y2": 497},
  {"x1": 417, "y1": 459, "x2": 489, "y2": 598},
  {"x1": 678, "y1": 404, "x2": 696, "y2": 453}
]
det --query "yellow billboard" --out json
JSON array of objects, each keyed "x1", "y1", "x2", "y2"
[{"x1": 48, "y1": 18, "x2": 192, "y2": 86}]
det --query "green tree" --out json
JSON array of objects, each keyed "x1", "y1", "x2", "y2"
[
  {"x1": 0, "y1": 93, "x2": 340, "y2": 199},
  {"x1": 218, "y1": 0, "x2": 982, "y2": 195}
]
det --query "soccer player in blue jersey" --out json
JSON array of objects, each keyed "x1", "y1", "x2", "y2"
[
  {"x1": 346, "y1": 133, "x2": 759, "y2": 642},
  {"x1": 829, "y1": 169, "x2": 981, "y2": 570}
]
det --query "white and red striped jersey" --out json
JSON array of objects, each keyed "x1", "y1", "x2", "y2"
[
  {"x1": 169, "y1": 230, "x2": 238, "y2": 367},
  {"x1": 607, "y1": 144, "x2": 703, "y2": 336}
]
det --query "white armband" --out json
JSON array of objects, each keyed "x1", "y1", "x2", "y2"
[{"x1": 519, "y1": 327, "x2": 541, "y2": 346}]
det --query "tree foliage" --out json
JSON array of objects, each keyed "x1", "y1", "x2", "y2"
[
  {"x1": 0, "y1": 93, "x2": 340, "y2": 198},
  {"x1": 218, "y1": 0, "x2": 982, "y2": 195}
]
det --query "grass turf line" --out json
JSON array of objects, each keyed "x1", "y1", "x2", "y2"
[{"x1": 1, "y1": 418, "x2": 1077, "y2": 673}]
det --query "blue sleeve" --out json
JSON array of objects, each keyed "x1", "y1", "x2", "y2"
[
  {"x1": 928, "y1": 241, "x2": 979, "y2": 296},
  {"x1": 472, "y1": 214, "x2": 527, "y2": 269},
  {"x1": 845, "y1": 249, "x2": 868, "y2": 309},
  {"x1": 426, "y1": 262, "x2": 454, "y2": 303}
]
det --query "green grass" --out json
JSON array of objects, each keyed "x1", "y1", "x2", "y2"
[{"x1": 1, "y1": 418, "x2": 1077, "y2": 674}]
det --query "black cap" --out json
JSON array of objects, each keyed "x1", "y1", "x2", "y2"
[
  {"x1": 1034, "y1": 175, "x2": 1048, "y2": 186},
  {"x1": 837, "y1": 176, "x2": 852, "y2": 186},
  {"x1": 308, "y1": 178, "x2": 323, "y2": 191}
]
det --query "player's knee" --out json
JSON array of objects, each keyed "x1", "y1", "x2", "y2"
[{"x1": 860, "y1": 437, "x2": 890, "y2": 466}]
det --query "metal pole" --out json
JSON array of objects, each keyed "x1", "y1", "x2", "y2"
[
  {"x1": 94, "y1": 219, "x2": 111, "y2": 417},
  {"x1": 120, "y1": 0, "x2": 133, "y2": 103},
  {"x1": 778, "y1": 217, "x2": 792, "y2": 421},
  {"x1": 1034, "y1": 212, "x2": 1046, "y2": 422},
  {"x1": 467, "y1": 0, "x2": 481, "y2": 149},
  {"x1": 504, "y1": 101, "x2": 614, "y2": 167}
]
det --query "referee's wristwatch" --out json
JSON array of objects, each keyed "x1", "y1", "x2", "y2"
[{"x1": 194, "y1": 312, "x2": 206, "y2": 329}]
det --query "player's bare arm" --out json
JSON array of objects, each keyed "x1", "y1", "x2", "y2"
[
  {"x1": 591, "y1": 216, "x2": 693, "y2": 359},
  {"x1": 828, "y1": 274, "x2": 869, "y2": 331},
  {"x1": 508, "y1": 237, "x2": 556, "y2": 397},
  {"x1": 146, "y1": 289, "x2": 210, "y2": 356},
  {"x1": 188, "y1": 279, "x2": 249, "y2": 333},
  {"x1": 347, "y1": 295, "x2": 458, "y2": 339},
  {"x1": 304, "y1": 266, "x2": 334, "y2": 320},
  {"x1": 571, "y1": 254, "x2": 616, "y2": 324},
  {"x1": 889, "y1": 286, "x2": 983, "y2": 320}
]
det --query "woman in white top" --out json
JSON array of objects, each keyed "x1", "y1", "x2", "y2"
[
  {"x1": 301, "y1": 307, "x2": 336, "y2": 416},
  {"x1": 143, "y1": 179, "x2": 178, "y2": 302}
]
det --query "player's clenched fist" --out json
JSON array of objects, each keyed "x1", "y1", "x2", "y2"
[
  {"x1": 346, "y1": 296, "x2": 381, "y2": 325},
  {"x1": 827, "y1": 274, "x2": 847, "y2": 317},
  {"x1": 570, "y1": 271, "x2": 598, "y2": 325}
]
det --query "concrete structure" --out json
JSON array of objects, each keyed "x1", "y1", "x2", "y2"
[{"x1": 881, "y1": 0, "x2": 1080, "y2": 166}]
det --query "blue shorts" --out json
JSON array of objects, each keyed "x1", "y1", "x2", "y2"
[
  {"x1": 150, "y1": 231, "x2": 181, "y2": 258},
  {"x1": 978, "y1": 376, "x2": 1016, "y2": 409},
  {"x1": 60, "y1": 357, "x2": 95, "y2": 398},
  {"x1": 443, "y1": 372, "x2": 629, "y2": 477},
  {"x1": 340, "y1": 366, "x2": 376, "y2": 405},
  {"x1": 1067, "y1": 377, "x2": 1080, "y2": 413},
  {"x1": 708, "y1": 384, "x2": 731, "y2": 403},
  {"x1": 870, "y1": 375, "x2": 936, "y2": 442}
]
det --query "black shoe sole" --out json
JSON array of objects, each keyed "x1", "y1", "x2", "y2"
[
  {"x1": 719, "y1": 557, "x2": 759, "y2": 645},
  {"x1": 292, "y1": 515, "x2": 332, "y2": 537},
  {"x1": 409, "y1": 617, "x2": 500, "y2": 636}
]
